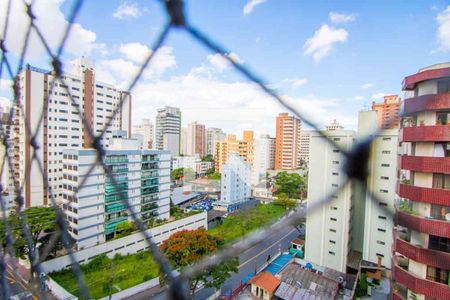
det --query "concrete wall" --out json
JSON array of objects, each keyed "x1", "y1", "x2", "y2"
[
  {"x1": 47, "y1": 277, "x2": 78, "y2": 300},
  {"x1": 42, "y1": 212, "x2": 207, "y2": 273},
  {"x1": 98, "y1": 277, "x2": 159, "y2": 300}
]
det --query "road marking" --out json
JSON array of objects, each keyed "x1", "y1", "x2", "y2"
[
  {"x1": 7, "y1": 263, "x2": 38, "y2": 299},
  {"x1": 238, "y1": 228, "x2": 296, "y2": 268}
]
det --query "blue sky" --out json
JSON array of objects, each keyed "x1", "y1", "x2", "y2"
[{"x1": 1, "y1": 0, "x2": 450, "y2": 136}]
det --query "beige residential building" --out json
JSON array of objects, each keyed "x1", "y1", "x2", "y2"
[
  {"x1": 215, "y1": 130, "x2": 254, "y2": 173},
  {"x1": 186, "y1": 121, "x2": 206, "y2": 157}
]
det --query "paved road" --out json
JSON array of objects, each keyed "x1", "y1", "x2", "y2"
[
  {"x1": 130, "y1": 224, "x2": 300, "y2": 300},
  {"x1": 0, "y1": 261, "x2": 38, "y2": 300}
]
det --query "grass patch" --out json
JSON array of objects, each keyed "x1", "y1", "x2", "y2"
[
  {"x1": 50, "y1": 252, "x2": 159, "y2": 299},
  {"x1": 208, "y1": 203, "x2": 286, "y2": 244}
]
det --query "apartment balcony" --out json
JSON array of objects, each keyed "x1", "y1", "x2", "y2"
[
  {"x1": 403, "y1": 67, "x2": 450, "y2": 90},
  {"x1": 394, "y1": 231, "x2": 450, "y2": 269},
  {"x1": 396, "y1": 210, "x2": 450, "y2": 238},
  {"x1": 398, "y1": 183, "x2": 450, "y2": 206},
  {"x1": 401, "y1": 125, "x2": 450, "y2": 142},
  {"x1": 403, "y1": 93, "x2": 450, "y2": 115},
  {"x1": 399, "y1": 155, "x2": 450, "y2": 174},
  {"x1": 104, "y1": 157, "x2": 129, "y2": 164},
  {"x1": 142, "y1": 156, "x2": 159, "y2": 162},
  {"x1": 392, "y1": 257, "x2": 450, "y2": 299}
]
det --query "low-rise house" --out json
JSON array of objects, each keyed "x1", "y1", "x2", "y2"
[{"x1": 249, "y1": 272, "x2": 281, "y2": 300}]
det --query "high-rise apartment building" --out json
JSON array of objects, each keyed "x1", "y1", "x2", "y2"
[
  {"x1": 180, "y1": 127, "x2": 187, "y2": 155},
  {"x1": 357, "y1": 111, "x2": 398, "y2": 269},
  {"x1": 392, "y1": 63, "x2": 450, "y2": 300},
  {"x1": 217, "y1": 153, "x2": 251, "y2": 210},
  {"x1": 215, "y1": 130, "x2": 254, "y2": 173},
  {"x1": 61, "y1": 138, "x2": 170, "y2": 249},
  {"x1": 253, "y1": 134, "x2": 275, "y2": 185},
  {"x1": 155, "y1": 106, "x2": 181, "y2": 156},
  {"x1": 372, "y1": 95, "x2": 402, "y2": 129},
  {"x1": 299, "y1": 130, "x2": 314, "y2": 166},
  {"x1": 12, "y1": 58, "x2": 131, "y2": 208},
  {"x1": 325, "y1": 119, "x2": 344, "y2": 131},
  {"x1": 133, "y1": 118, "x2": 153, "y2": 149},
  {"x1": 206, "y1": 128, "x2": 225, "y2": 158},
  {"x1": 305, "y1": 130, "x2": 355, "y2": 273},
  {"x1": 275, "y1": 113, "x2": 301, "y2": 170},
  {"x1": 186, "y1": 121, "x2": 206, "y2": 157}
]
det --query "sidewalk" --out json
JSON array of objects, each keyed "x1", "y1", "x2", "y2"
[{"x1": 6, "y1": 256, "x2": 57, "y2": 300}]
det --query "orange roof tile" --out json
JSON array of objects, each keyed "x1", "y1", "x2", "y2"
[{"x1": 249, "y1": 272, "x2": 281, "y2": 293}]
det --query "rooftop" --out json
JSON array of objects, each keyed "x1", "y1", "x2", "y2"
[
  {"x1": 248, "y1": 272, "x2": 281, "y2": 294},
  {"x1": 278, "y1": 264, "x2": 339, "y2": 299}
]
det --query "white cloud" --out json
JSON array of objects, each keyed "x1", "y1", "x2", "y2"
[
  {"x1": 95, "y1": 45, "x2": 176, "y2": 86},
  {"x1": 329, "y1": 12, "x2": 357, "y2": 24},
  {"x1": 354, "y1": 96, "x2": 364, "y2": 101},
  {"x1": 371, "y1": 92, "x2": 388, "y2": 99},
  {"x1": 205, "y1": 52, "x2": 244, "y2": 73},
  {"x1": 281, "y1": 78, "x2": 308, "y2": 88},
  {"x1": 360, "y1": 83, "x2": 374, "y2": 89},
  {"x1": 113, "y1": 1, "x2": 140, "y2": 20},
  {"x1": 0, "y1": 0, "x2": 98, "y2": 61},
  {"x1": 303, "y1": 25, "x2": 348, "y2": 61},
  {"x1": 243, "y1": 0, "x2": 267, "y2": 15},
  {"x1": 437, "y1": 6, "x2": 450, "y2": 51}
]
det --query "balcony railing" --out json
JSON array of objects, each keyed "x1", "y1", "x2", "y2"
[
  {"x1": 106, "y1": 203, "x2": 126, "y2": 214},
  {"x1": 142, "y1": 156, "x2": 159, "y2": 162},
  {"x1": 399, "y1": 155, "x2": 450, "y2": 174},
  {"x1": 104, "y1": 157, "x2": 129, "y2": 164},
  {"x1": 142, "y1": 163, "x2": 159, "y2": 171},
  {"x1": 394, "y1": 231, "x2": 450, "y2": 269},
  {"x1": 105, "y1": 216, "x2": 128, "y2": 234},
  {"x1": 401, "y1": 125, "x2": 450, "y2": 142},
  {"x1": 392, "y1": 257, "x2": 450, "y2": 299},
  {"x1": 396, "y1": 210, "x2": 450, "y2": 239},
  {"x1": 403, "y1": 93, "x2": 450, "y2": 115},
  {"x1": 398, "y1": 183, "x2": 450, "y2": 206}
]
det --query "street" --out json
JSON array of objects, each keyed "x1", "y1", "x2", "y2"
[
  {"x1": 0, "y1": 260, "x2": 38, "y2": 300},
  {"x1": 129, "y1": 224, "x2": 300, "y2": 300}
]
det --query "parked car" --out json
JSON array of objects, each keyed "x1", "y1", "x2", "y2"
[{"x1": 10, "y1": 292, "x2": 33, "y2": 300}]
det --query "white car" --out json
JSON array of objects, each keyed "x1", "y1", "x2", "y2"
[{"x1": 10, "y1": 291, "x2": 33, "y2": 300}]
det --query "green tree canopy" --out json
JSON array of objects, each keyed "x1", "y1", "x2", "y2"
[
  {"x1": 171, "y1": 168, "x2": 196, "y2": 181},
  {"x1": 274, "y1": 171, "x2": 306, "y2": 199},
  {"x1": 1, "y1": 206, "x2": 58, "y2": 265},
  {"x1": 273, "y1": 193, "x2": 297, "y2": 210},
  {"x1": 201, "y1": 154, "x2": 214, "y2": 162}
]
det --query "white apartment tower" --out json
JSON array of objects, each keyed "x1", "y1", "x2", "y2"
[
  {"x1": 299, "y1": 130, "x2": 314, "y2": 166},
  {"x1": 13, "y1": 58, "x2": 131, "y2": 208},
  {"x1": 61, "y1": 138, "x2": 170, "y2": 249},
  {"x1": 218, "y1": 153, "x2": 251, "y2": 209},
  {"x1": 155, "y1": 106, "x2": 181, "y2": 156},
  {"x1": 305, "y1": 130, "x2": 355, "y2": 273},
  {"x1": 206, "y1": 128, "x2": 225, "y2": 158},
  {"x1": 358, "y1": 111, "x2": 398, "y2": 269},
  {"x1": 133, "y1": 118, "x2": 153, "y2": 149},
  {"x1": 253, "y1": 134, "x2": 275, "y2": 185}
]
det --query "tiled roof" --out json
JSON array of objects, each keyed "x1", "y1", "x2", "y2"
[{"x1": 249, "y1": 272, "x2": 281, "y2": 294}]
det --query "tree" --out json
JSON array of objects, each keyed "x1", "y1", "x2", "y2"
[
  {"x1": 274, "y1": 171, "x2": 306, "y2": 199},
  {"x1": 207, "y1": 173, "x2": 221, "y2": 180},
  {"x1": 171, "y1": 168, "x2": 196, "y2": 181},
  {"x1": 206, "y1": 166, "x2": 215, "y2": 175},
  {"x1": 201, "y1": 154, "x2": 214, "y2": 162},
  {"x1": 0, "y1": 207, "x2": 58, "y2": 275},
  {"x1": 160, "y1": 229, "x2": 238, "y2": 296},
  {"x1": 115, "y1": 221, "x2": 136, "y2": 238},
  {"x1": 273, "y1": 193, "x2": 297, "y2": 210}
]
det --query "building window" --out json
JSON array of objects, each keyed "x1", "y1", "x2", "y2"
[
  {"x1": 330, "y1": 217, "x2": 337, "y2": 221},
  {"x1": 375, "y1": 253, "x2": 385, "y2": 257},
  {"x1": 380, "y1": 176, "x2": 389, "y2": 180},
  {"x1": 381, "y1": 163, "x2": 390, "y2": 167},
  {"x1": 329, "y1": 228, "x2": 336, "y2": 233},
  {"x1": 377, "y1": 240, "x2": 385, "y2": 245},
  {"x1": 382, "y1": 150, "x2": 391, "y2": 154},
  {"x1": 427, "y1": 266, "x2": 449, "y2": 284},
  {"x1": 382, "y1": 137, "x2": 391, "y2": 141},
  {"x1": 378, "y1": 215, "x2": 387, "y2": 220},
  {"x1": 329, "y1": 240, "x2": 336, "y2": 244},
  {"x1": 377, "y1": 228, "x2": 386, "y2": 232},
  {"x1": 328, "y1": 251, "x2": 335, "y2": 255},
  {"x1": 379, "y1": 202, "x2": 388, "y2": 207},
  {"x1": 380, "y1": 189, "x2": 388, "y2": 193}
]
